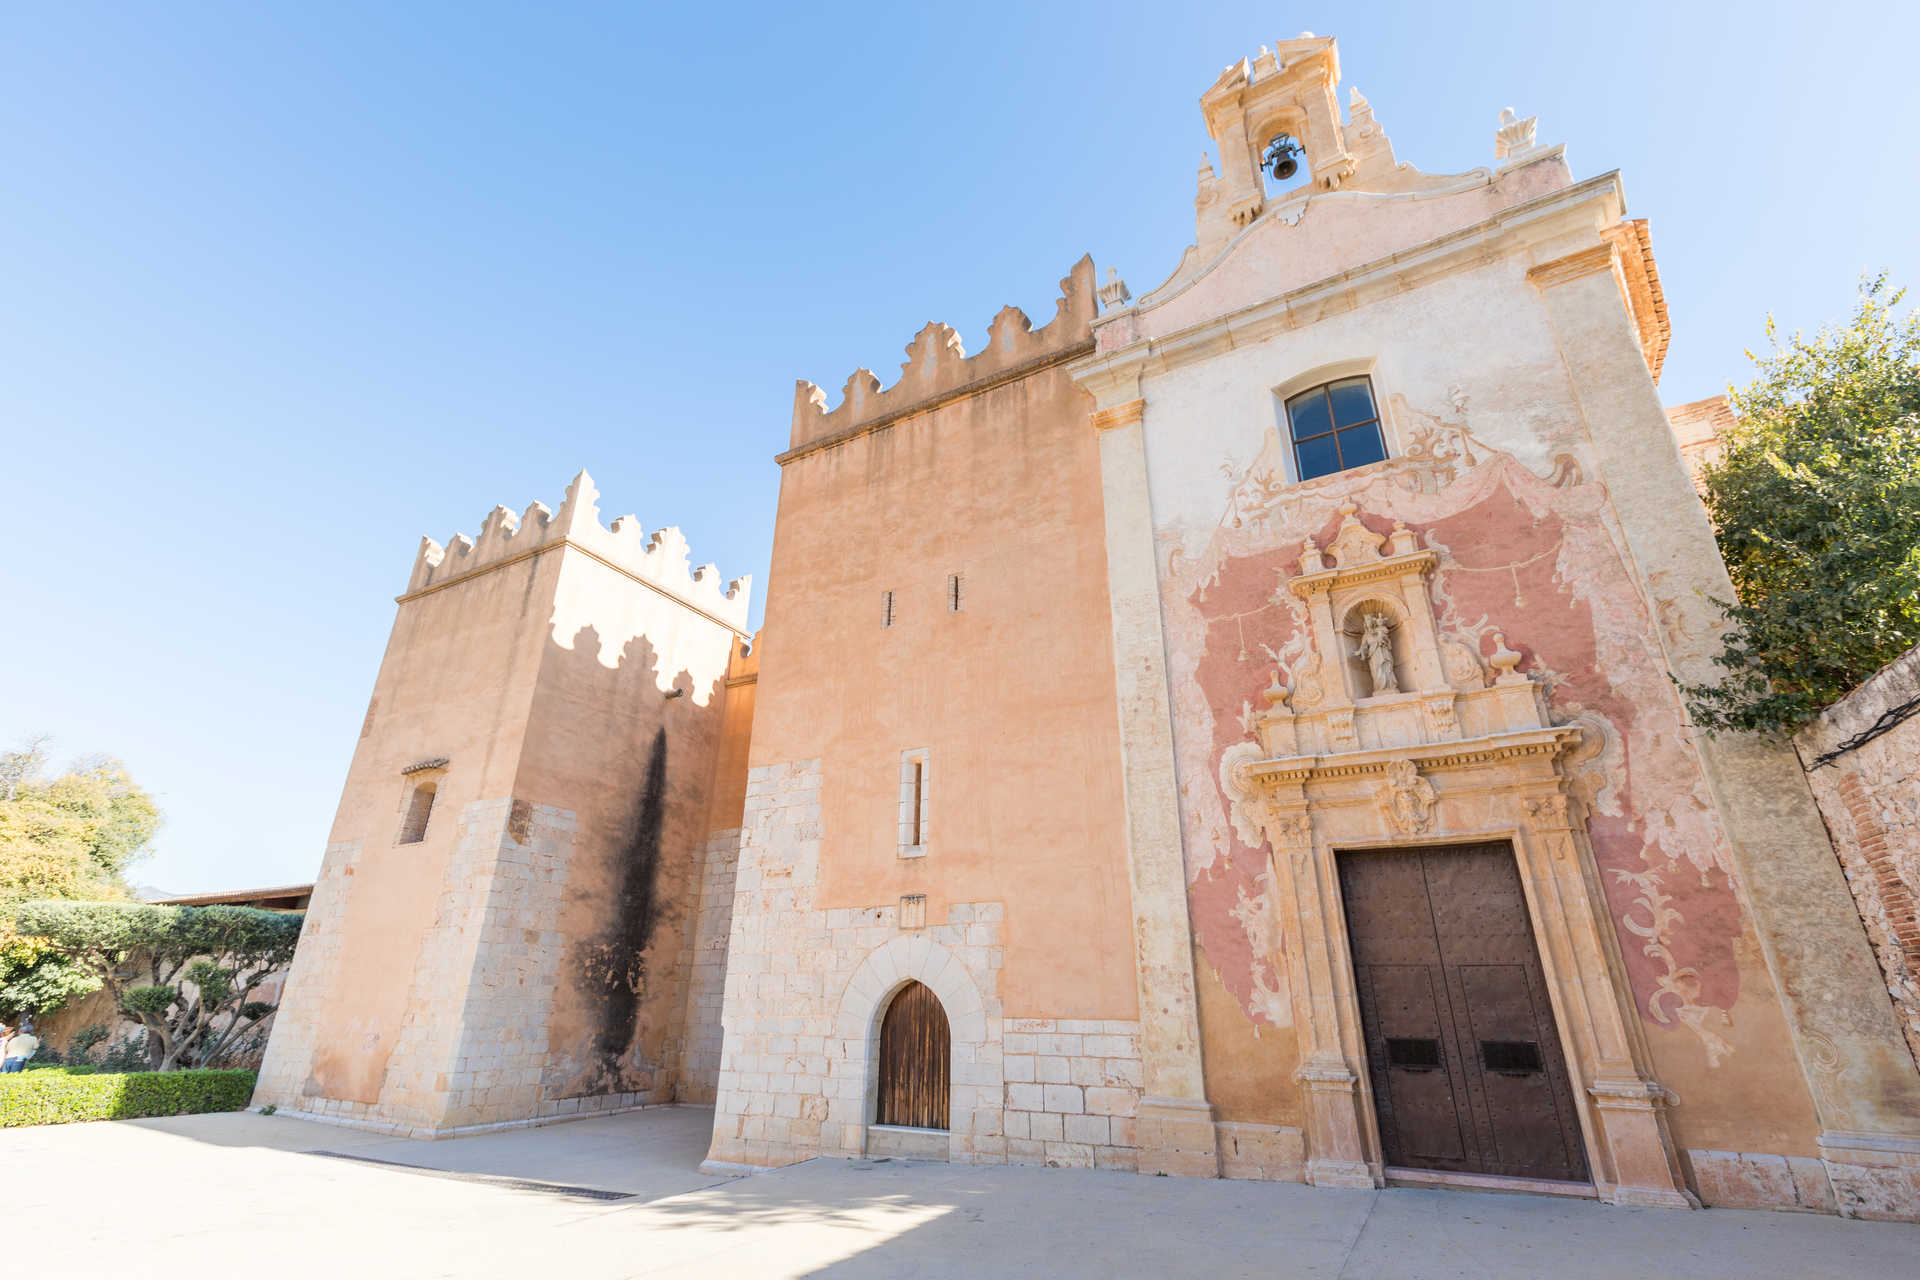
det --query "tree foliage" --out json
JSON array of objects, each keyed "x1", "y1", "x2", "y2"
[
  {"x1": 0, "y1": 741, "x2": 160, "y2": 1016},
  {"x1": 11, "y1": 901, "x2": 302, "y2": 1071},
  {"x1": 1682, "y1": 276, "x2": 1920, "y2": 732}
]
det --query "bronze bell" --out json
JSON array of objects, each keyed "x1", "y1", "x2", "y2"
[{"x1": 1264, "y1": 132, "x2": 1304, "y2": 182}]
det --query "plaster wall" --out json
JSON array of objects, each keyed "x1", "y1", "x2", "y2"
[
  {"x1": 706, "y1": 264, "x2": 1137, "y2": 1167},
  {"x1": 745, "y1": 363, "x2": 1134, "y2": 1021},
  {"x1": 1075, "y1": 152, "x2": 1912, "y2": 1212}
]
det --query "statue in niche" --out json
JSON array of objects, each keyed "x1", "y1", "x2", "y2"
[{"x1": 1353, "y1": 611, "x2": 1399, "y2": 695}]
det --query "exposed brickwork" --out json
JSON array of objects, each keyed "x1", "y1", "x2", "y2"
[{"x1": 1799, "y1": 645, "x2": 1920, "y2": 1072}]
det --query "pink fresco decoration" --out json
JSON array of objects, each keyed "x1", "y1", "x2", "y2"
[{"x1": 1160, "y1": 406, "x2": 1744, "y2": 1064}]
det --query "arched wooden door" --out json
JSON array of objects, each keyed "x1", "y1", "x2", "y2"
[{"x1": 876, "y1": 980, "x2": 950, "y2": 1130}]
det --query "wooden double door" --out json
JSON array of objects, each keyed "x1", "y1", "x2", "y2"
[{"x1": 1338, "y1": 842, "x2": 1588, "y2": 1183}]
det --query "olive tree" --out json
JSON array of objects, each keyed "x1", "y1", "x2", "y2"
[{"x1": 12, "y1": 901, "x2": 303, "y2": 1070}]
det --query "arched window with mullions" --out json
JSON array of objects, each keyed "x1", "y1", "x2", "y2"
[{"x1": 1285, "y1": 376, "x2": 1388, "y2": 481}]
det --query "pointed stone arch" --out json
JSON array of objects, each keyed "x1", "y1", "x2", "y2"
[{"x1": 832, "y1": 934, "x2": 995, "y2": 1160}]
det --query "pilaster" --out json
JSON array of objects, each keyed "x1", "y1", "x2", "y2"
[{"x1": 1089, "y1": 394, "x2": 1220, "y2": 1177}]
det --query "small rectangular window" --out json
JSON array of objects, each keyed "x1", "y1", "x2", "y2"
[
  {"x1": 911, "y1": 760, "x2": 924, "y2": 846},
  {"x1": 947, "y1": 573, "x2": 962, "y2": 613},
  {"x1": 398, "y1": 782, "x2": 436, "y2": 845},
  {"x1": 882, "y1": 589, "x2": 895, "y2": 628}
]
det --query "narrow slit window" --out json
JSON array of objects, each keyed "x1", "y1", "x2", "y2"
[
  {"x1": 398, "y1": 781, "x2": 436, "y2": 845},
  {"x1": 947, "y1": 573, "x2": 962, "y2": 613},
  {"x1": 911, "y1": 759, "x2": 924, "y2": 846},
  {"x1": 899, "y1": 749, "x2": 929, "y2": 856},
  {"x1": 882, "y1": 589, "x2": 895, "y2": 628}
]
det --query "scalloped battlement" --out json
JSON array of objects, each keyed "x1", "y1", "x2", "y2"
[
  {"x1": 787, "y1": 255, "x2": 1096, "y2": 455},
  {"x1": 404, "y1": 471, "x2": 752, "y2": 631}
]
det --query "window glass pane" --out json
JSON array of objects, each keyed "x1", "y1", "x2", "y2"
[
  {"x1": 1337, "y1": 424, "x2": 1387, "y2": 469},
  {"x1": 1286, "y1": 390, "x2": 1332, "y2": 442},
  {"x1": 1295, "y1": 434, "x2": 1341, "y2": 480},
  {"x1": 1327, "y1": 378, "x2": 1377, "y2": 428}
]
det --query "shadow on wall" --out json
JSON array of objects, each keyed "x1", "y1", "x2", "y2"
[{"x1": 534, "y1": 623, "x2": 729, "y2": 1105}]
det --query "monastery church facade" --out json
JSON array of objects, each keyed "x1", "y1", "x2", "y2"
[{"x1": 255, "y1": 37, "x2": 1920, "y2": 1219}]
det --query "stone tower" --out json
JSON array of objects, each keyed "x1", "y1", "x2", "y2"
[{"x1": 255, "y1": 472, "x2": 756, "y2": 1135}]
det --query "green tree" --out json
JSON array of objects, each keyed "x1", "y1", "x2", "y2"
[
  {"x1": 0, "y1": 740, "x2": 161, "y2": 1017},
  {"x1": 1682, "y1": 276, "x2": 1920, "y2": 733},
  {"x1": 12, "y1": 901, "x2": 302, "y2": 1070}
]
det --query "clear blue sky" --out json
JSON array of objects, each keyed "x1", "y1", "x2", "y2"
[{"x1": 4, "y1": 2, "x2": 1914, "y2": 894}]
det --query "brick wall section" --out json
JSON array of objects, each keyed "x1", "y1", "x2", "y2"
[
  {"x1": 677, "y1": 827, "x2": 743, "y2": 1103},
  {"x1": 705, "y1": 758, "x2": 1146, "y2": 1172},
  {"x1": 1798, "y1": 644, "x2": 1920, "y2": 1071}
]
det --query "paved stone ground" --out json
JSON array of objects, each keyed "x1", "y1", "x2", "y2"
[{"x1": 3, "y1": 1105, "x2": 1915, "y2": 1278}]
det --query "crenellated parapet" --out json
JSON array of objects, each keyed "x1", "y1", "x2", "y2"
[
  {"x1": 784, "y1": 255, "x2": 1097, "y2": 459},
  {"x1": 403, "y1": 470, "x2": 752, "y2": 632}
]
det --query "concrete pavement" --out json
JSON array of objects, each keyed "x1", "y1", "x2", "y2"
[{"x1": 2, "y1": 1105, "x2": 1914, "y2": 1278}]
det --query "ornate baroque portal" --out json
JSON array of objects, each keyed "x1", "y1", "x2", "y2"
[{"x1": 1220, "y1": 502, "x2": 1695, "y2": 1206}]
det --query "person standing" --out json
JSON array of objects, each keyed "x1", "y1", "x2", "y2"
[{"x1": 2, "y1": 1020, "x2": 39, "y2": 1072}]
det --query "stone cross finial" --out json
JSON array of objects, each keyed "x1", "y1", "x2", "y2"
[
  {"x1": 1097, "y1": 267, "x2": 1132, "y2": 313},
  {"x1": 1495, "y1": 107, "x2": 1540, "y2": 161}
]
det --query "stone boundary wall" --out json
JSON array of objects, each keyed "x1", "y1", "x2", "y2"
[
  {"x1": 1798, "y1": 644, "x2": 1920, "y2": 1073},
  {"x1": 677, "y1": 827, "x2": 743, "y2": 1103}
]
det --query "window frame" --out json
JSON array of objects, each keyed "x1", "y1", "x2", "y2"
[{"x1": 1283, "y1": 375, "x2": 1389, "y2": 482}]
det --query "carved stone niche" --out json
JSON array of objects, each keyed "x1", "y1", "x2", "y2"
[
  {"x1": 1223, "y1": 499, "x2": 1694, "y2": 1209},
  {"x1": 1267, "y1": 501, "x2": 1537, "y2": 755}
]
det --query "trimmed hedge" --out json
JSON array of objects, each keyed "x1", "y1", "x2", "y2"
[{"x1": 0, "y1": 1067, "x2": 256, "y2": 1127}]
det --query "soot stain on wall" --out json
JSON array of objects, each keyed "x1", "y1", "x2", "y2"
[{"x1": 575, "y1": 725, "x2": 670, "y2": 1092}]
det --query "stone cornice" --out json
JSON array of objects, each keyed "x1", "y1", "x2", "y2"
[
  {"x1": 1290, "y1": 548, "x2": 1437, "y2": 597},
  {"x1": 1067, "y1": 172, "x2": 1625, "y2": 399},
  {"x1": 1524, "y1": 242, "x2": 1617, "y2": 289},
  {"x1": 1090, "y1": 398, "x2": 1146, "y2": 433},
  {"x1": 1241, "y1": 725, "x2": 1580, "y2": 785}
]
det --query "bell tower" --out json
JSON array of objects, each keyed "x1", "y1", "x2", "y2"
[{"x1": 1197, "y1": 35, "x2": 1354, "y2": 230}]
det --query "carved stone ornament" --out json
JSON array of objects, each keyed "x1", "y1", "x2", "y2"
[
  {"x1": 1376, "y1": 759, "x2": 1438, "y2": 834},
  {"x1": 1097, "y1": 266, "x2": 1132, "y2": 312},
  {"x1": 1525, "y1": 792, "x2": 1574, "y2": 830},
  {"x1": 1495, "y1": 107, "x2": 1539, "y2": 161}
]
